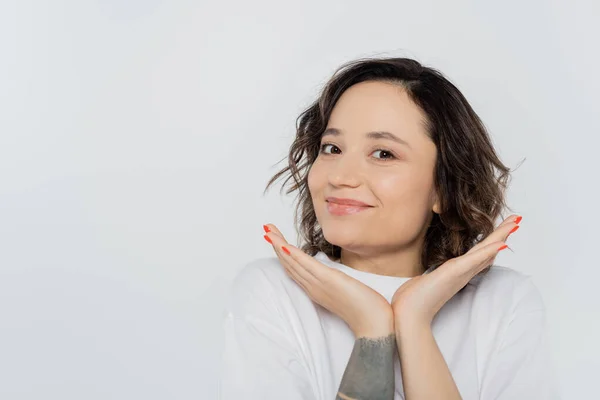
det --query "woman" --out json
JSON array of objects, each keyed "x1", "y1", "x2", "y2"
[{"x1": 218, "y1": 57, "x2": 558, "y2": 399}]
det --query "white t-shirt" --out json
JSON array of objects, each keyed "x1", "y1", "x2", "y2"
[{"x1": 218, "y1": 251, "x2": 560, "y2": 399}]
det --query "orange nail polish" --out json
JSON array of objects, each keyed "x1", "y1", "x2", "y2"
[
  {"x1": 264, "y1": 235, "x2": 272, "y2": 244},
  {"x1": 263, "y1": 224, "x2": 270, "y2": 233},
  {"x1": 508, "y1": 225, "x2": 520, "y2": 234},
  {"x1": 498, "y1": 244, "x2": 508, "y2": 251},
  {"x1": 282, "y1": 246, "x2": 291, "y2": 255},
  {"x1": 515, "y1": 216, "x2": 522, "y2": 224}
]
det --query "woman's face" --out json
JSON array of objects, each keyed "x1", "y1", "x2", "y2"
[{"x1": 308, "y1": 81, "x2": 441, "y2": 255}]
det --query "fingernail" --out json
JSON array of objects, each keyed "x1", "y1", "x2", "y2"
[
  {"x1": 498, "y1": 244, "x2": 508, "y2": 251},
  {"x1": 264, "y1": 234, "x2": 272, "y2": 244},
  {"x1": 263, "y1": 224, "x2": 271, "y2": 233},
  {"x1": 282, "y1": 246, "x2": 291, "y2": 255},
  {"x1": 508, "y1": 225, "x2": 520, "y2": 235},
  {"x1": 515, "y1": 216, "x2": 522, "y2": 224}
]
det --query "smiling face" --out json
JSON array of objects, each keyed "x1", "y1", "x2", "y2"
[{"x1": 308, "y1": 80, "x2": 441, "y2": 258}]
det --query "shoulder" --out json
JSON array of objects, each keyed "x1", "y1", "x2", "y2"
[
  {"x1": 229, "y1": 255, "x2": 290, "y2": 293},
  {"x1": 470, "y1": 264, "x2": 547, "y2": 315},
  {"x1": 224, "y1": 255, "x2": 296, "y2": 317}
]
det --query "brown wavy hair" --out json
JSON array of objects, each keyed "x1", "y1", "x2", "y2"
[{"x1": 263, "y1": 56, "x2": 520, "y2": 276}]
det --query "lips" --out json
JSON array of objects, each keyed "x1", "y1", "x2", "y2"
[
  {"x1": 325, "y1": 197, "x2": 372, "y2": 216},
  {"x1": 325, "y1": 197, "x2": 372, "y2": 207}
]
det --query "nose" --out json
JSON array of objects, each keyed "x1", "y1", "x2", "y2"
[{"x1": 328, "y1": 153, "x2": 362, "y2": 187}]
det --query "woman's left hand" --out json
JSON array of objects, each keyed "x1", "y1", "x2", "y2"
[{"x1": 391, "y1": 214, "x2": 522, "y2": 327}]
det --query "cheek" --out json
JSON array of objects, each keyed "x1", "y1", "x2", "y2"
[
  {"x1": 307, "y1": 163, "x2": 323, "y2": 202},
  {"x1": 376, "y1": 165, "x2": 434, "y2": 199},
  {"x1": 307, "y1": 164, "x2": 317, "y2": 193},
  {"x1": 375, "y1": 173, "x2": 417, "y2": 202},
  {"x1": 375, "y1": 171, "x2": 434, "y2": 222},
  {"x1": 307, "y1": 161, "x2": 326, "y2": 189}
]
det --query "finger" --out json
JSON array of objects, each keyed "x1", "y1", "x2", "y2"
[
  {"x1": 263, "y1": 223, "x2": 285, "y2": 240},
  {"x1": 276, "y1": 249, "x2": 313, "y2": 293},
  {"x1": 263, "y1": 229, "x2": 291, "y2": 270},
  {"x1": 267, "y1": 238, "x2": 313, "y2": 292},
  {"x1": 262, "y1": 227, "x2": 296, "y2": 279},
  {"x1": 467, "y1": 214, "x2": 521, "y2": 254},
  {"x1": 276, "y1": 239, "x2": 342, "y2": 285},
  {"x1": 453, "y1": 240, "x2": 509, "y2": 280},
  {"x1": 274, "y1": 247, "x2": 322, "y2": 304},
  {"x1": 262, "y1": 223, "x2": 289, "y2": 252},
  {"x1": 265, "y1": 232, "x2": 317, "y2": 286},
  {"x1": 267, "y1": 232, "x2": 337, "y2": 287}
]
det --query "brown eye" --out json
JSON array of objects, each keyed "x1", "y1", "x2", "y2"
[
  {"x1": 319, "y1": 144, "x2": 397, "y2": 161},
  {"x1": 319, "y1": 143, "x2": 340, "y2": 154},
  {"x1": 372, "y1": 149, "x2": 396, "y2": 160}
]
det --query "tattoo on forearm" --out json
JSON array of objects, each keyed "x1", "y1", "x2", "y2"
[{"x1": 335, "y1": 333, "x2": 396, "y2": 400}]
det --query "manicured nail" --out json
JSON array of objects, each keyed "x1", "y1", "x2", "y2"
[
  {"x1": 263, "y1": 234, "x2": 272, "y2": 244},
  {"x1": 282, "y1": 246, "x2": 291, "y2": 255},
  {"x1": 515, "y1": 216, "x2": 522, "y2": 224},
  {"x1": 263, "y1": 224, "x2": 271, "y2": 233},
  {"x1": 498, "y1": 244, "x2": 508, "y2": 251},
  {"x1": 508, "y1": 225, "x2": 520, "y2": 235}
]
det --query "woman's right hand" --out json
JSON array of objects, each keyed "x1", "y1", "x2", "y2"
[{"x1": 263, "y1": 224, "x2": 394, "y2": 338}]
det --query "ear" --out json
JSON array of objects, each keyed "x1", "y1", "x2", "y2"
[{"x1": 432, "y1": 191, "x2": 441, "y2": 215}]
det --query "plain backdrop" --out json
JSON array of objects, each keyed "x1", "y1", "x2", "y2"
[{"x1": 1, "y1": 1, "x2": 598, "y2": 399}]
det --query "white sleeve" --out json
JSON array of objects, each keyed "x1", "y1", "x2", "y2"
[
  {"x1": 217, "y1": 265, "x2": 315, "y2": 400},
  {"x1": 481, "y1": 277, "x2": 561, "y2": 399}
]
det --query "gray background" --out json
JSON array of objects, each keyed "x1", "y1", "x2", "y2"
[{"x1": 1, "y1": 0, "x2": 597, "y2": 398}]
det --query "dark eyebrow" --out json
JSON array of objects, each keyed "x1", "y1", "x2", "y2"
[{"x1": 322, "y1": 128, "x2": 412, "y2": 150}]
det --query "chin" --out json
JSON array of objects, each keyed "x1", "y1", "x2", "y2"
[{"x1": 321, "y1": 225, "x2": 364, "y2": 245}]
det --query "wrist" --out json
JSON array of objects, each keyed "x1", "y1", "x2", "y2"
[
  {"x1": 353, "y1": 312, "x2": 395, "y2": 339},
  {"x1": 393, "y1": 312, "x2": 432, "y2": 335}
]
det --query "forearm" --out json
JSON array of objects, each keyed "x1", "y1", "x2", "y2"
[
  {"x1": 395, "y1": 321, "x2": 461, "y2": 400},
  {"x1": 336, "y1": 331, "x2": 396, "y2": 400}
]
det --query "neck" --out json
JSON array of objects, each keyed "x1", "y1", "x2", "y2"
[{"x1": 338, "y1": 244, "x2": 425, "y2": 278}]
